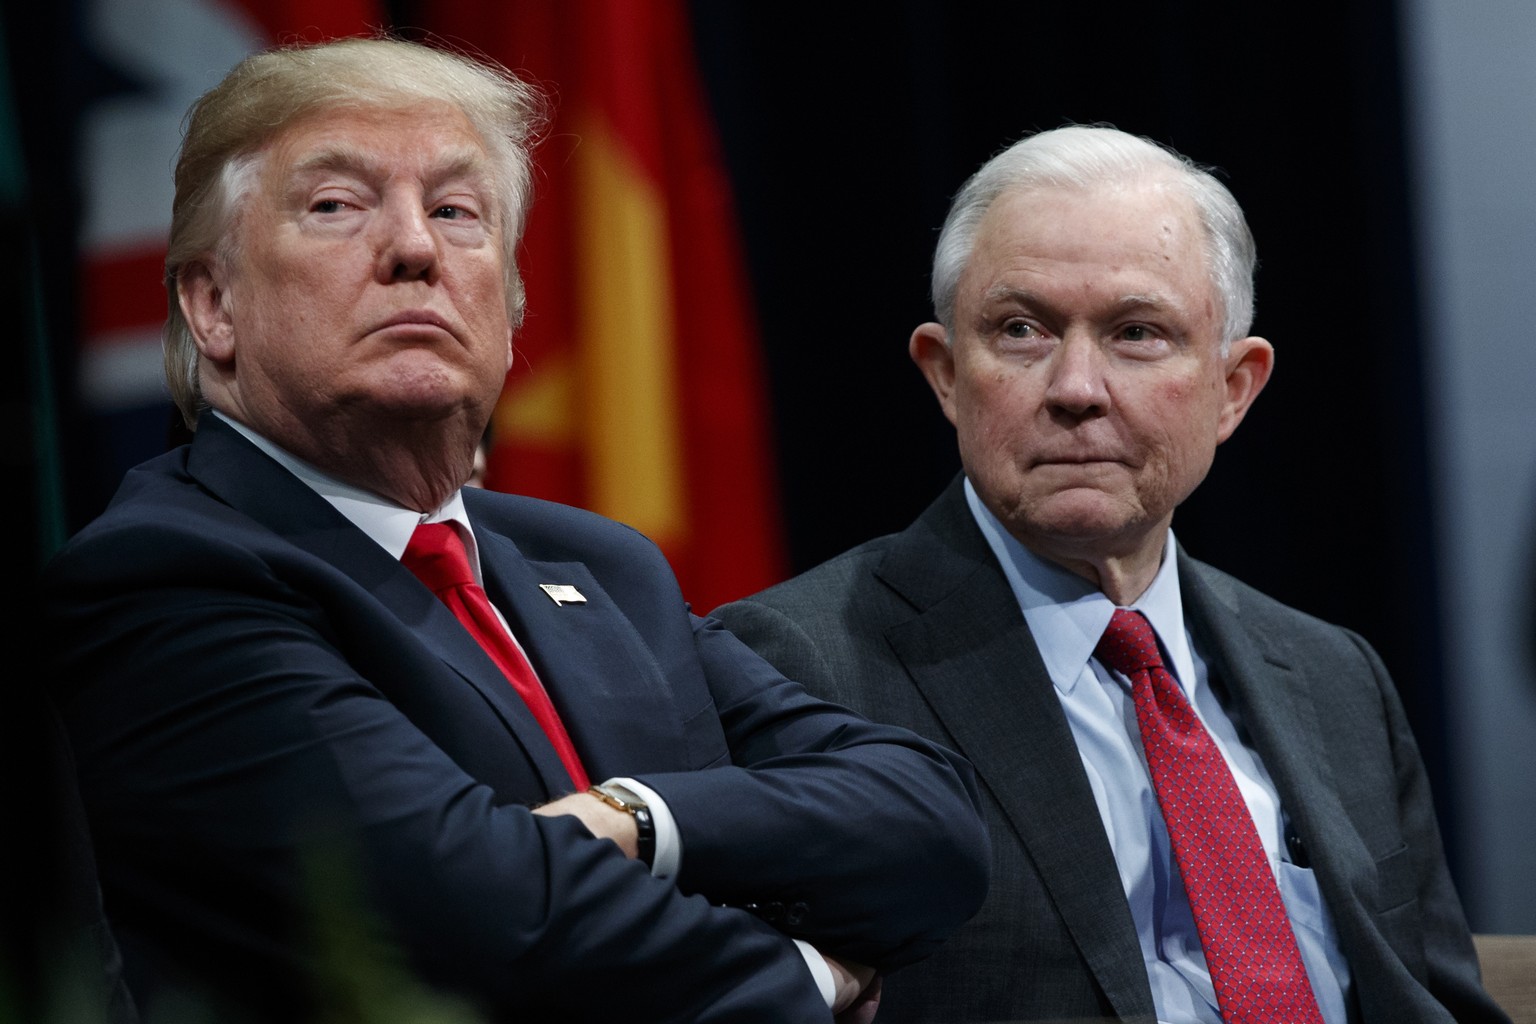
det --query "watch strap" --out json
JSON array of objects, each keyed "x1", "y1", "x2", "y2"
[{"x1": 588, "y1": 783, "x2": 656, "y2": 869}]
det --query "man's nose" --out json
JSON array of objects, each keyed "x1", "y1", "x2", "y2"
[
  {"x1": 1043, "y1": 332, "x2": 1110, "y2": 416},
  {"x1": 374, "y1": 197, "x2": 441, "y2": 283}
]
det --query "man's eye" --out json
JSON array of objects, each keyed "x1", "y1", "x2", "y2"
[
  {"x1": 1003, "y1": 320, "x2": 1036, "y2": 338},
  {"x1": 312, "y1": 199, "x2": 348, "y2": 214},
  {"x1": 433, "y1": 205, "x2": 471, "y2": 220},
  {"x1": 1122, "y1": 325, "x2": 1152, "y2": 341}
]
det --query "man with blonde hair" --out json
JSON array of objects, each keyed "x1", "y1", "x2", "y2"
[
  {"x1": 718, "y1": 125, "x2": 1505, "y2": 1023},
  {"x1": 45, "y1": 38, "x2": 988, "y2": 1022}
]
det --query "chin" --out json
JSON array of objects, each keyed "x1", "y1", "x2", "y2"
[
  {"x1": 360, "y1": 369, "x2": 486, "y2": 416},
  {"x1": 351, "y1": 387, "x2": 471, "y2": 423},
  {"x1": 1015, "y1": 491, "x2": 1146, "y2": 544}
]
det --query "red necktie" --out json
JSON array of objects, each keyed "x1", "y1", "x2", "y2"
[
  {"x1": 402, "y1": 522, "x2": 590, "y2": 791},
  {"x1": 1095, "y1": 609, "x2": 1323, "y2": 1024}
]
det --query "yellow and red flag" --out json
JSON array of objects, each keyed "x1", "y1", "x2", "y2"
[{"x1": 427, "y1": 0, "x2": 787, "y2": 609}]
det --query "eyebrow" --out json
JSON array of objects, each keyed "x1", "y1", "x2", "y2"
[
  {"x1": 978, "y1": 285, "x2": 1186, "y2": 317},
  {"x1": 286, "y1": 142, "x2": 493, "y2": 193},
  {"x1": 1111, "y1": 292, "x2": 1185, "y2": 315}
]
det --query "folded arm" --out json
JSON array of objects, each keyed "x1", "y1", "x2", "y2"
[{"x1": 48, "y1": 545, "x2": 830, "y2": 1021}]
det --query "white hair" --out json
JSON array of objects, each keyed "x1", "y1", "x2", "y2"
[{"x1": 930, "y1": 125, "x2": 1257, "y2": 346}]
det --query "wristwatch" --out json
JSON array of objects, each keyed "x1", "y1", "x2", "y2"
[{"x1": 588, "y1": 782, "x2": 656, "y2": 869}]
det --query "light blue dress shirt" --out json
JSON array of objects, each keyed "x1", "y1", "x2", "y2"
[{"x1": 964, "y1": 479, "x2": 1352, "y2": 1024}]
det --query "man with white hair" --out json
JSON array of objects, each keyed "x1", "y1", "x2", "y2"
[
  {"x1": 43, "y1": 37, "x2": 988, "y2": 1023},
  {"x1": 717, "y1": 125, "x2": 1505, "y2": 1023}
]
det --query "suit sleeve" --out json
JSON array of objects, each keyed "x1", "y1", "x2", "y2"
[
  {"x1": 47, "y1": 526, "x2": 836, "y2": 1023},
  {"x1": 1350, "y1": 633, "x2": 1510, "y2": 1023},
  {"x1": 640, "y1": 611, "x2": 989, "y2": 970}
]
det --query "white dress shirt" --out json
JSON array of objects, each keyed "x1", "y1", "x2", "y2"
[
  {"x1": 217, "y1": 414, "x2": 836, "y2": 1006},
  {"x1": 964, "y1": 479, "x2": 1352, "y2": 1024}
]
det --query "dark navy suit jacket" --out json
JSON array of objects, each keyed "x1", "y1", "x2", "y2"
[{"x1": 45, "y1": 417, "x2": 988, "y2": 1022}]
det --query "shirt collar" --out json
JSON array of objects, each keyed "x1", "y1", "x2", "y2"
[
  {"x1": 962, "y1": 477, "x2": 1194, "y2": 695},
  {"x1": 215, "y1": 411, "x2": 481, "y2": 578}
]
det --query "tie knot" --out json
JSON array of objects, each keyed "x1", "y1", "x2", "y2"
[
  {"x1": 402, "y1": 522, "x2": 475, "y2": 593},
  {"x1": 1095, "y1": 608, "x2": 1165, "y2": 676}
]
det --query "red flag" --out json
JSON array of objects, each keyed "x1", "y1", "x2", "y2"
[{"x1": 426, "y1": 0, "x2": 787, "y2": 609}]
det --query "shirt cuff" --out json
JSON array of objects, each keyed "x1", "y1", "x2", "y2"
[
  {"x1": 794, "y1": 939, "x2": 838, "y2": 1009},
  {"x1": 606, "y1": 777, "x2": 679, "y2": 879}
]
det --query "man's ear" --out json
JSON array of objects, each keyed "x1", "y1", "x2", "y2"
[
  {"x1": 910, "y1": 322, "x2": 960, "y2": 427},
  {"x1": 1216, "y1": 335, "x2": 1275, "y2": 443},
  {"x1": 178, "y1": 259, "x2": 236, "y2": 365}
]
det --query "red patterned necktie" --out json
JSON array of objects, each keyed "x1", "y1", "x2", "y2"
[
  {"x1": 403, "y1": 522, "x2": 590, "y2": 791},
  {"x1": 1095, "y1": 609, "x2": 1322, "y2": 1024}
]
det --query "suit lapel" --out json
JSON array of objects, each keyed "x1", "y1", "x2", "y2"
[
  {"x1": 474, "y1": 528, "x2": 688, "y2": 782},
  {"x1": 879, "y1": 482, "x2": 1155, "y2": 1019},
  {"x1": 1178, "y1": 554, "x2": 1365, "y2": 907},
  {"x1": 1179, "y1": 554, "x2": 1342, "y2": 840},
  {"x1": 185, "y1": 417, "x2": 577, "y2": 796}
]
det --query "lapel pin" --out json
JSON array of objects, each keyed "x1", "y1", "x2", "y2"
[{"x1": 539, "y1": 584, "x2": 587, "y2": 606}]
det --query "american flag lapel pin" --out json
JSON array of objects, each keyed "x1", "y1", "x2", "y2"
[{"x1": 539, "y1": 584, "x2": 587, "y2": 606}]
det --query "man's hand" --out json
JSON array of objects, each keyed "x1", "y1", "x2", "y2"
[
  {"x1": 533, "y1": 791, "x2": 640, "y2": 859},
  {"x1": 823, "y1": 953, "x2": 878, "y2": 1020}
]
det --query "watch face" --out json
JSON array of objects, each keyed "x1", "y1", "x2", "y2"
[
  {"x1": 590, "y1": 785, "x2": 656, "y2": 868},
  {"x1": 592, "y1": 784, "x2": 644, "y2": 812}
]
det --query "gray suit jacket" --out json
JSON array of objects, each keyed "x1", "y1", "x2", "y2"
[{"x1": 715, "y1": 477, "x2": 1504, "y2": 1024}]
